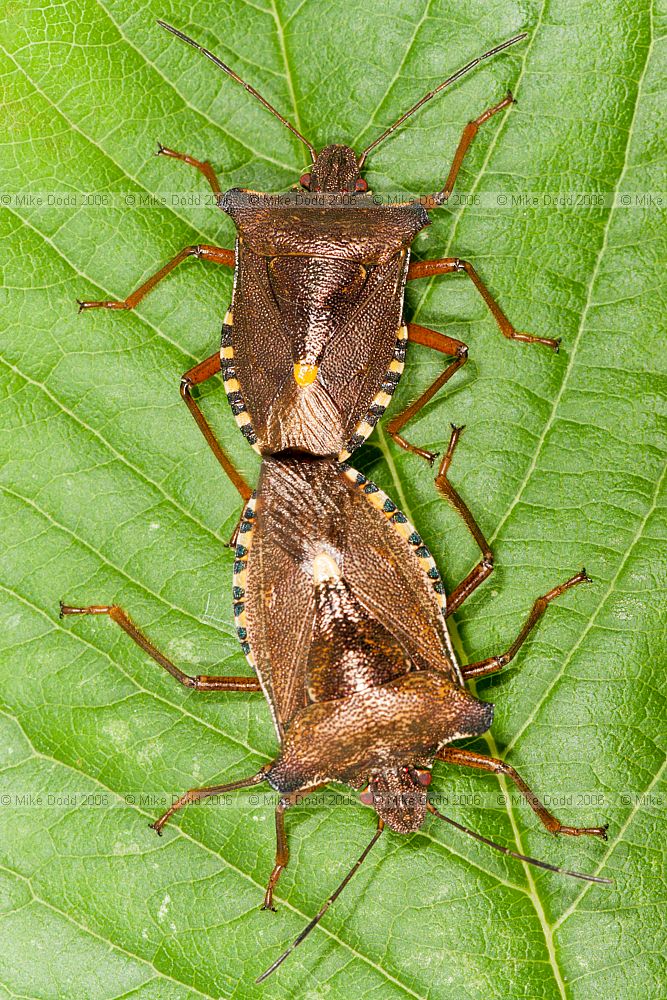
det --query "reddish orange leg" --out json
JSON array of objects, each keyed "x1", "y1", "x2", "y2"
[
  {"x1": 77, "y1": 244, "x2": 234, "y2": 311},
  {"x1": 431, "y1": 92, "x2": 515, "y2": 205},
  {"x1": 438, "y1": 745, "x2": 607, "y2": 839},
  {"x1": 386, "y1": 322, "x2": 468, "y2": 464},
  {"x1": 262, "y1": 798, "x2": 290, "y2": 911},
  {"x1": 261, "y1": 786, "x2": 325, "y2": 911},
  {"x1": 157, "y1": 143, "x2": 223, "y2": 198},
  {"x1": 150, "y1": 769, "x2": 269, "y2": 835},
  {"x1": 461, "y1": 569, "x2": 592, "y2": 679},
  {"x1": 408, "y1": 257, "x2": 559, "y2": 352},
  {"x1": 181, "y1": 352, "x2": 253, "y2": 537},
  {"x1": 387, "y1": 334, "x2": 494, "y2": 606},
  {"x1": 434, "y1": 425, "x2": 494, "y2": 616},
  {"x1": 59, "y1": 603, "x2": 260, "y2": 692}
]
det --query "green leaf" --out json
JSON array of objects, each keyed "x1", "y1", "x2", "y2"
[{"x1": 1, "y1": 2, "x2": 665, "y2": 998}]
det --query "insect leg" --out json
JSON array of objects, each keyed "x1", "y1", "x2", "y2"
[
  {"x1": 77, "y1": 244, "x2": 234, "y2": 311},
  {"x1": 59, "y1": 603, "x2": 260, "y2": 692},
  {"x1": 385, "y1": 322, "x2": 468, "y2": 463},
  {"x1": 151, "y1": 768, "x2": 270, "y2": 835},
  {"x1": 181, "y1": 353, "x2": 253, "y2": 516},
  {"x1": 431, "y1": 92, "x2": 515, "y2": 204},
  {"x1": 461, "y1": 568, "x2": 592, "y2": 679},
  {"x1": 262, "y1": 798, "x2": 291, "y2": 911},
  {"x1": 437, "y1": 745, "x2": 608, "y2": 839},
  {"x1": 157, "y1": 143, "x2": 223, "y2": 197},
  {"x1": 432, "y1": 425, "x2": 494, "y2": 616},
  {"x1": 256, "y1": 817, "x2": 385, "y2": 983},
  {"x1": 261, "y1": 785, "x2": 326, "y2": 910},
  {"x1": 407, "y1": 257, "x2": 559, "y2": 351}
]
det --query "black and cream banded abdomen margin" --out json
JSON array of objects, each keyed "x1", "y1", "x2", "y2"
[
  {"x1": 339, "y1": 324, "x2": 407, "y2": 461},
  {"x1": 231, "y1": 494, "x2": 257, "y2": 670},
  {"x1": 220, "y1": 311, "x2": 260, "y2": 452},
  {"x1": 231, "y1": 494, "x2": 283, "y2": 738}
]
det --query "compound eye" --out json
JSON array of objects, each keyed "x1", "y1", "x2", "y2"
[
  {"x1": 300, "y1": 172, "x2": 312, "y2": 190},
  {"x1": 355, "y1": 178, "x2": 368, "y2": 193}
]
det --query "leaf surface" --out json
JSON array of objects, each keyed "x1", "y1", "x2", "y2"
[{"x1": 0, "y1": 2, "x2": 665, "y2": 997}]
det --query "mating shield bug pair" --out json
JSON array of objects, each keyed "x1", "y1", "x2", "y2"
[{"x1": 63, "y1": 22, "x2": 610, "y2": 982}]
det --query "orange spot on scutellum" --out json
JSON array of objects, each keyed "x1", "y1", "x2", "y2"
[{"x1": 293, "y1": 361, "x2": 318, "y2": 387}]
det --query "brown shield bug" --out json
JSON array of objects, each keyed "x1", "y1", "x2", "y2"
[
  {"x1": 78, "y1": 24, "x2": 558, "y2": 505},
  {"x1": 61, "y1": 438, "x2": 610, "y2": 982},
  {"x1": 63, "y1": 23, "x2": 611, "y2": 983}
]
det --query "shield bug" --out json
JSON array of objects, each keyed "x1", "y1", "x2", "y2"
[
  {"x1": 61, "y1": 440, "x2": 610, "y2": 982},
  {"x1": 78, "y1": 24, "x2": 558, "y2": 505}
]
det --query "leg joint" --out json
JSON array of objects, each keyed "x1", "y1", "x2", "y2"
[{"x1": 180, "y1": 375, "x2": 193, "y2": 401}]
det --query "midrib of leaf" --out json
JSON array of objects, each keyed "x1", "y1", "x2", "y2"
[
  {"x1": 482, "y1": 730, "x2": 569, "y2": 999},
  {"x1": 485, "y1": 462, "x2": 665, "y2": 994},
  {"x1": 469, "y1": 12, "x2": 656, "y2": 999},
  {"x1": 1, "y1": 3, "x2": 663, "y2": 997},
  {"x1": 371, "y1": 8, "x2": 577, "y2": 993},
  {"x1": 373, "y1": 4, "x2": 657, "y2": 995}
]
